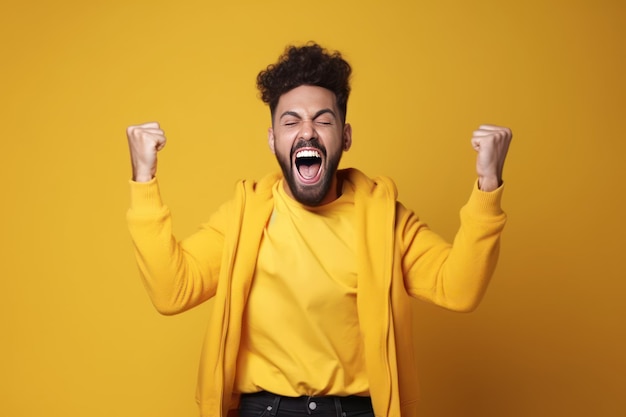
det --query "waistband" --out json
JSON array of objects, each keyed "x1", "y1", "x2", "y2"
[{"x1": 240, "y1": 391, "x2": 373, "y2": 413}]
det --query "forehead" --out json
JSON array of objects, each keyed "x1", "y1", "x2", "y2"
[{"x1": 275, "y1": 85, "x2": 338, "y2": 114}]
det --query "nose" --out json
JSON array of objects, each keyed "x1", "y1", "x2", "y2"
[{"x1": 300, "y1": 120, "x2": 317, "y2": 141}]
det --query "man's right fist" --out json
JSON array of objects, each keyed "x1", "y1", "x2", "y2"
[{"x1": 126, "y1": 122, "x2": 167, "y2": 182}]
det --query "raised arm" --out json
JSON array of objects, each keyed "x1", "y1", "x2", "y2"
[
  {"x1": 125, "y1": 122, "x2": 223, "y2": 315},
  {"x1": 401, "y1": 124, "x2": 512, "y2": 311}
]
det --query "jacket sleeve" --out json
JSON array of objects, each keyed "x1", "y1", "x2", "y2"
[
  {"x1": 126, "y1": 178, "x2": 229, "y2": 315},
  {"x1": 398, "y1": 182, "x2": 507, "y2": 312}
]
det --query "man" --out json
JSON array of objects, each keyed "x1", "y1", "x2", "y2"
[{"x1": 126, "y1": 43, "x2": 512, "y2": 417}]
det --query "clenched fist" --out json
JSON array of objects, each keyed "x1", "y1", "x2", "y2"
[
  {"x1": 126, "y1": 122, "x2": 167, "y2": 182},
  {"x1": 471, "y1": 124, "x2": 513, "y2": 192}
]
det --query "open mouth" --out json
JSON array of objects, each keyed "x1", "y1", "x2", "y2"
[{"x1": 294, "y1": 148, "x2": 323, "y2": 183}]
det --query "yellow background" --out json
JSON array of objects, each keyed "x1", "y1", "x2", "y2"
[{"x1": 2, "y1": 0, "x2": 624, "y2": 416}]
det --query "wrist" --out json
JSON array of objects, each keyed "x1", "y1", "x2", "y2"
[
  {"x1": 478, "y1": 176, "x2": 501, "y2": 192},
  {"x1": 132, "y1": 169, "x2": 154, "y2": 183}
]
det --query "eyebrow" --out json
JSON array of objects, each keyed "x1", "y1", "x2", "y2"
[{"x1": 279, "y1": 108, "x2": 337, "y2": 121}]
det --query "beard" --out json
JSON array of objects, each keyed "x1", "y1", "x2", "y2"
[{"x1": 275, "y1": 138, "x2": 343, "y2": 206}]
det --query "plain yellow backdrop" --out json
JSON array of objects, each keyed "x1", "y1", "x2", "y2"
[{"x1": 1, "y1": 0, "x2": 624, "y2": 416}]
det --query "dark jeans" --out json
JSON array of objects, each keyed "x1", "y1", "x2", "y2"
[{"x1": 239, "y1": 391, "x2": 375, "y2": 417}]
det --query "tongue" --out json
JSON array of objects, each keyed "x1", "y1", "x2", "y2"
[{"x1": 299, "y1": 163, "x2": 321, "y2": 180}]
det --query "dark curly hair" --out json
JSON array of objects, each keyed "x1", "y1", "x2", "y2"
[{"x1": 257, "y1": 42, "x2": 352, "y2": 123}]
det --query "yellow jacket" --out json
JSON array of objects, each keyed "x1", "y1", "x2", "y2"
[{"x1": 127, "y1": 168, "x2": 506, "y2": 417}]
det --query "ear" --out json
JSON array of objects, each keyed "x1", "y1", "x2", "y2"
[
  {"x1": 268, "y1": 127, "x2": 276, "y2": 154},
  {"x1": 343, "y1": 123, "x2": 352, "y2": 151}
]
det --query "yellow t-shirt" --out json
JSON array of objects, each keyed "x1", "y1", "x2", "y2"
[{"x1": 234, "y1": 179, "x2": 369, "y2": 397}]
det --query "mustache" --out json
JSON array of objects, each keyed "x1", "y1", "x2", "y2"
[{"x1": 291, "y1": 139, "x2": 327, "y2": 158}]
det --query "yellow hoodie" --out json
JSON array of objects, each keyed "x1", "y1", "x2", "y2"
[{"x1": 127, "y1": 168, "x2": 506, "y2": 417}]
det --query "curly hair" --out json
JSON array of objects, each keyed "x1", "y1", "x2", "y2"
[{"x1": 257, "y1": 42, "x2": 352, "y2": 123}]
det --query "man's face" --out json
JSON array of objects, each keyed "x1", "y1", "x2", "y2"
[{"x1": 268, "y1": 85, "x2": 352, "y2": 206}]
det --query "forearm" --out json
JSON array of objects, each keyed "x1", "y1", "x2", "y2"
[
  {"x1": 126, "y1": 178, "x2": 221, "y2": 315},
  {"x1": 402, "y1": 184, "x2": 507, "y2": 312}
]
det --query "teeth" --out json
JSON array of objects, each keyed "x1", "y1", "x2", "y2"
[{"x1": 296, "y1": 150, "x2": 321, "y2": 158}]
